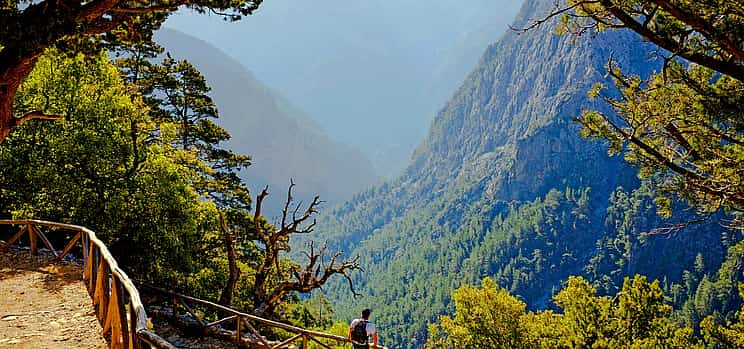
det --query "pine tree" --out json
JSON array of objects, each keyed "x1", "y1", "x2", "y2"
[
  {"x1": 0, "y1": 0, "x2": 263, "y2": 142},
  {"x1": 526, "y1": 0, "x2": 744, "y2": 222}
]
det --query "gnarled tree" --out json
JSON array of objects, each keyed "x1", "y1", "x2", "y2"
[
  {"x1": 248, "y1": 181, "x2": 361, "y2": 318},
  {"x1": 0, "y1": 0, "x2": 262, "y2": 143}
]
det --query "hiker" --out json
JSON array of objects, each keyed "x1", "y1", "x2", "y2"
[{"x1": 349, "y1": 308, "x2": 378, "y2": 348}]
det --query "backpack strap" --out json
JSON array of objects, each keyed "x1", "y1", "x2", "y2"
[{"x1": 351, "y1": 319, "x2": 369, "y2": 345}]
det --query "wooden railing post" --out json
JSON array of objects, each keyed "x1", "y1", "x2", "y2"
[
  {"x1": 302, "y1": 334, "x2": 308, "y2": 349},
  {"x1": 172, "y1": 297, "x2": 179, "y2": 320},
  {"x1": 235, "y1": 316, "x2": 241, "y2": 346},
  {"x1": 86, "y1": 245, "x2": 97, "y2": 295},
  {"x1": 129, "y1": 302, "x2": 141, "y2": 349},
  {"x1": 115, "y1": 281, "x2": 130, "y2": 349},
  {"x1": 93, "y1": 257, "x2": 110, "y2": 322},
  {"x1": 82, "y1": 230, "x2": 89, "y2": 264},
  {"x1": 103, "y1": 277, "x2": 119, "y2": 347},
  {"x1": 28, "y1": 224, "x2": 37, "y2": 255}
]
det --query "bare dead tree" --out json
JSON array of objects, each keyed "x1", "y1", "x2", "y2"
[{"x1": 251, "y1": 180, "x2": 361, "y2": 318}]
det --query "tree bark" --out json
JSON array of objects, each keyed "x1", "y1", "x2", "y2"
[
  {"x1": 0, "y1": 51, "x2": 41, "y2": 143},
  {"x1": 218, "y1": 212, "x2": 240, "y2": 307}
]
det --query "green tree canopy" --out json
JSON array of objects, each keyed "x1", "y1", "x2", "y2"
[
  {"x1": 428, "y1": 275, "x2": 704, "y2": 349},
  {"x1": 0, "y1": 48, "x2": 213, "y2": 282},
  {"x1": 428, "y1": 277, "x2": 528, "y2": 349},
  {"x1": 0, "y1": 47, "x2": 359, "y2": 325},
  {"x1": 0, "y1": 0, "x2": 263, "y2": 142}
]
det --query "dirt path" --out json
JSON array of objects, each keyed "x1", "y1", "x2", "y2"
[{"x1": 0, "y1": 250, "x2": 109, "y2": 348}]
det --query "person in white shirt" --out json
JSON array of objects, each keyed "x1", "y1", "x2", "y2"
[{"x1": 349, "y1": 308, "x2": 378, "y2": 348}]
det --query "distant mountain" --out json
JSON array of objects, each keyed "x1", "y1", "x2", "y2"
[
  {"x1": 304, "y1": 1, "x2": 742, "y2": 348},
  {"x1": 164, "y1": 0, "x2": 523, "y2": 177},
  {"x1": 154, "y1": 28, "x2": 379, "y2": 214}
]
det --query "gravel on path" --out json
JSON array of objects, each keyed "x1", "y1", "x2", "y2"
[{"x1": 0, "y1": 250, "x2": 109, "y2": 349}]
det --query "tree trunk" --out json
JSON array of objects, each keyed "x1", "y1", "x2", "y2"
[
  {"x1": 218, "y1": 231, "x2": 240, "y2": 307},
  {"x1": 0, "y1": 90, "x2": 14, "y2": 143},
  {"x1": 254, "y1": 292, "x2": 281, "y2": 318},
  {"x1": 0, "y1": 50, "x2": 43, "y2": 144}
]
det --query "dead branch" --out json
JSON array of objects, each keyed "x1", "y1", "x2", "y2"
[
  {"x1": 646, "y1": 214, "x2": 712, "y2": 235},
  {"x1": 509, "y1": 0, "x2": 599, "y2": 33},
  {"x1": 253, "y1": 185, "x2": 269, "y2": 238},
  {"x1": 250, "y1": 182, "x2": 359, "y2": 317},
  {"x1": 254, "y1": 241, "x2": 360, "y2": 316},
  {"x1": 218, "y1": 211, "x2": 241, "y2": 307}
]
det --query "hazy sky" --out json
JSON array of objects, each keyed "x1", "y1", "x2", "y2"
[{"x1": 164, "y1": 0, "x2": 523, "y2": 176}]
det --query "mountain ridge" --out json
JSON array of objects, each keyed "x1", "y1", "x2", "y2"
[
  {"x1": 154, "y1": 28, "x2": 379, "y2": 213},
  {"x1": 164, "y1": 1, "x2": 523, "y2": 177}
]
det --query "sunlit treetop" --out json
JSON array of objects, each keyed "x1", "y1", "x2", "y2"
[{"x1": 0, "y1": 0, "x2": 263, "y2": 142}]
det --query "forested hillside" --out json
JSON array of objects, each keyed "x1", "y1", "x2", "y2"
[
  {"x1": 309, "y1": 1, "x2": 744, "y2": 347},
  {"x1": 154, "y1": 29, "x2": 379, "y2": 213}
]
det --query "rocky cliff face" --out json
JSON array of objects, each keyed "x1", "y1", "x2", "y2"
[
  {"x1": 406, "y1": 0, "x2": 658, "y2": 204},
  {"x1": 313, "y1": 0, "x2": 656, "y2": 254}
]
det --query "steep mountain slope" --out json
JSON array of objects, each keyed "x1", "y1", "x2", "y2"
[
  {"x1": 306, "y1": 1, "x2": 741, "y2": 348},
  {"x1": 312, "y1": 0, "x2": 650, "y2": 259},
  {"x1": 153, "y1": 29, "x2": 378, "y2": 213},
  {"x1": 164, "y1": 1, "x2": 522, "y2": 177}
]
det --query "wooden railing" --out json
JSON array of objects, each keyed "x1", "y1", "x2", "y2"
[
  {"x1": 0, "y1": 219, "x2": 176, "y2": 349},
  {"x1": 146, "y1": 286, "x2": 389, "y2": 349},
  {"x1": 0, "y1": 219, "x2": 389, "y2": 349}
]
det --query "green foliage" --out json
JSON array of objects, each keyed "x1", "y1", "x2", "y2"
[
  {"x1": 115, "y1": 41, "x2": 252, "y2": 212},
  {"x1": 306, "y1": 321, "x2": 350, "y2": 349},
  {"x1": 559, "y1": 0, "x2": 744, "y2": 220},
  {"x1": 676, "y1": 240, "x2": 744, "y2": 333},
  {"x1": 283, "y1": 293, "x2": 335, "y2": 329},
  {"x1": 320, "y1": 181, "x2": 740, "y2": 347},
  {"x1": 701, "y1": 285, "x2": 744, "y2": 349},
  {"x1": 1, "y1": 47, "x2": 342, "y2": 327},
  {"x1": 430, "y1": 275, "x2": 706, "y2": 349},
  {"x1": 1, "y1": 48, "x2": 212, "y2": 283},
  {"x1": 0, "y1": 0, "x2": 265, "y2": 148},
  {"x1": 553, "y1": 276, "x2": 614, "y2": 347},
  {"x1": 578, "y1": 63, "x2": 744, "y2": 219},
  {"x1": 430, "y1": 278, "x2": 527, "y2": 349}
]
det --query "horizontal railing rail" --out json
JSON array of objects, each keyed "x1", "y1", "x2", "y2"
[
  {"x1": 145, "y1": 285, "x2": 389, "y2": 349},
  {"x1": 0, "y1": 219, "x2": 176, "y2": 349}
]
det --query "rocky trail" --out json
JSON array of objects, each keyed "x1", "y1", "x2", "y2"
[{"x1": 0, "y1": 250, "x2": 108, "y2": 348}]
